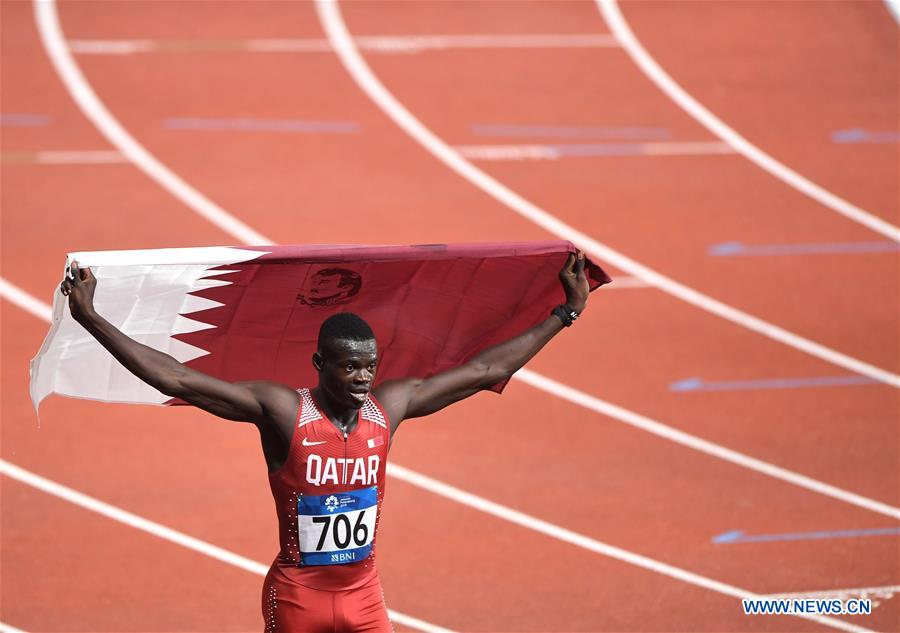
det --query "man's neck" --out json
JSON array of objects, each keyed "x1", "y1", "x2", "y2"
[{"x1": 312, "y1": 386, "x2": 359, "y2": 430}]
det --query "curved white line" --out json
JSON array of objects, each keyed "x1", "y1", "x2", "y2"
[
  {"x1": 26, "y1": 0, "x2": 899, "y2": 516},
  {"x1": 515, "y1": 369, "x2": 900, "y2": 519},
  {"x1": 386, "y1": 463, "x2": 874, "y2": 633},
  {"x1": 885, "y1": 0, "x2": 900, "y2": 23},
  {"x1": 312, "y1": 0, "x2": 899, "y2": 388},
  {"x1": 0, "y1": 458, "x2": 876, "y2": 633},
  {"x1": 597, "y1": 0, "x2": 900, "y2": 242},
  {"x1": 32, "y1": 0, "x2": 270, "y2": 246},
  {"x1": 0, "y1": 277, "x2": 53, "y2": 321},
  {"x1": 0, "y1": 460, "x2": 452, "y2": 633}
]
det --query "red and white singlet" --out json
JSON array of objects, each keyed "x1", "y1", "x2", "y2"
[{"x1": 266, "y1": 387, "x2": 390, "y2": 591}]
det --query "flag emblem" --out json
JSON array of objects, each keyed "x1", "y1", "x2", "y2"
[{"x1": 367, "y1": 436, "x2": 384, "y2": 449}]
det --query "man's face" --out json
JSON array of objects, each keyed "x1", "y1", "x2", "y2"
[{"x1": 315, "y1": 338, "x2": 378, "y2": 410}]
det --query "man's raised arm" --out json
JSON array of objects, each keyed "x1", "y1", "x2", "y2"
[
  {"x1": 60, "y1": 261, "x2": 293, "y2": 424},
  {"x1": 375, "y1": 250, "x2": 590, "y2": 429}
]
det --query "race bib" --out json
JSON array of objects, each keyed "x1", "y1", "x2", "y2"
[{"x1": 297, "y1": 486, "x2": 377, "y2": 566}]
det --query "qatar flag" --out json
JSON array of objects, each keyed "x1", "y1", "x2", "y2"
[{"x1": 30, "y1": 241, "x2": 610, "y2": 410}]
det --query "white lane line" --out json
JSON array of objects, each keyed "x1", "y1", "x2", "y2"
[
  {"x1": 67, "y1": 39, "x2": 157, "y2": 54},
  {"x1": 762, "y1": 585, "x2": 900, "y2": 600},
  {"x1": 246, "y1": 38, "x2": 333, "y2": 53},
  {"x1": 33, "y1": 0, "x2": 269, "y2": 246},
  {"x1": 515, "y1": 369, "x2": 900, "y2": 520},
  {"x1": 4, "y1": 280, "x2": 897, "y2": 520},
  {"x1": 35, "y1": 149, "x2": 125, "y2": 163},
  {"x1": 0, "y1": 459, "x2": 876, "y2": 633},
  {"x1": 883, "y1": 0, "x2": 899, "y2": 23},
  {"x1": 2, "y1": 460, "x2": 269, "y2": 575},
  {"x1": 454, "y1": 144, "x2": 559, "y2": 160},
  {"x1": 386, "y1": 463, "x2": 875, "y2": 633},
  {"x1": 603, "y1": 275, "x2": 652, "y2": 288},
  {"x1": 2, "y1": 150, "x2": 126, "y2": 164},
  {"x1": 0, "y1": 278, "x2": 53, "y2": 321},
  {"x1": 256, "y1": 34, "x2": 621, "y2": 54},
  {"x1": 24, "y1": 0, "x2": 898, "y2": 515},
  {"x1": 314, "y1": 0, "x2": 900, "y2": 388},
  {"x1": 597, "y1": 0, "x2": 900, "y2": 242},
  {"x1": 0, "y1": 460, "x2": 453, "y2": 633},
  {"x1": 0, "y1": 622, "x2": 28, "y2": 633},
  {"x1": 66, "y1": 34, "x2": 619, "y2": 55},
  {"x1": 454, "y1": 141, "x2": 733, "y2": 160}
]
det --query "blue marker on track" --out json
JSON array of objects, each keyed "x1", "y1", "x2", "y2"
[
  {"x1": 709, "y1": 240, "x2": 900, "y2": 257},
  {"x1": 832, "y1": 128, "x2": 900, "y2": 144},
  {"x1": 713, "y1": 527, "x2": 900, "y2": 544},
  {"x1": 0, "y1": 113, "x2": 51, "y2": 126},
  {"x1": 670, "y1": 375, "x2": 880, "y2": 392}
]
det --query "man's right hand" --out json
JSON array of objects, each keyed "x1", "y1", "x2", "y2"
[{"x1": 60, "y1": 261, "x2": 97, "y2": 323}]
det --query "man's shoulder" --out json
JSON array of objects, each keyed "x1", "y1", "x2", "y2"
[
  {"x1": 372, "y1": 378, "x2": 420, "y2": 431},
  {"x1": 243, "y1": 380, "x2": 301, "y2": 398},
  {"x1": 372, "y1": 378, "x2": 417, "y2": 402},
  {"x1": 244, "y1": 381, "x2": 303, "y2": 420}
]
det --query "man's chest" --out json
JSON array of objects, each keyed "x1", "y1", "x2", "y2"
[{"x1": 297, "y1": 420, "x2": 386, "y2": 490}]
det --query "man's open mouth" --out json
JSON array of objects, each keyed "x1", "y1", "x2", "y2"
[{"x1": 349, "y1": 391, "x2": 368, "y2": 403}]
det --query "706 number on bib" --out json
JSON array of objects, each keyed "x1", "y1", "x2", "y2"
[
  {"x1": 297, "y1": 487, "x2": 377, "y2": 565},
  {"x1": 311, "y1": 510, "x2": 369, "y2": 551}
]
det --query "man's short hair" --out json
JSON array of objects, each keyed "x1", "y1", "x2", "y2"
[{"x1": 318, "y1": 312, "x2": 375, "y2": 349}]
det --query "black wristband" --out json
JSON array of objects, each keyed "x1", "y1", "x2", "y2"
[{"x1": 551, "y1": 304, "x2": 580, "y2": 327}]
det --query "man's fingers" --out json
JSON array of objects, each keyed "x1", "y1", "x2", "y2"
[
  {"x1": 564, "y1": 251, "x2": 576, "y2": 275},
  {"x1": 575, "y1": 250, "x2": 586, "y2": 276},
  {"x1": 70, "y1": 261, "x2": 81, "y2": 284}
]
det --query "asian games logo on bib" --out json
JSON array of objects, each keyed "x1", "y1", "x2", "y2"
[{"x1": 324, "y1": 495, "x2": 339, "y2": 512}]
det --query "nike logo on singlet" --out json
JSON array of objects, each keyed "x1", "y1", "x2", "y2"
[{"x1": 302, "y1": 437, "x2": 327, "y2": 447}]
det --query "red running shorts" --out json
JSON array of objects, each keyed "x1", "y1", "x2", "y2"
[{"x1": 262, "y1": 565, "x2": 392, "y2": 632}]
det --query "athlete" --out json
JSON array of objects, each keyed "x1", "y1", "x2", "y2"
[{"x1": 59, "y1": 250, "x2": 591, "y2": 632}]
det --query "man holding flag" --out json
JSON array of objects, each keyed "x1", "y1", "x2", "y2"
[{"x1": 54, "y1": 245, "x2": 600, "y2": 632}]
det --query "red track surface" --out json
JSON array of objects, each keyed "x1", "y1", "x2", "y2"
[{"x1": 2, "y1": 2, "x2": 898, "y2": 631}]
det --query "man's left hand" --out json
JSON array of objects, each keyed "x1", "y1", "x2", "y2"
[{"x1": 559, "y1": 250, "x2": 589, "y2": 313}]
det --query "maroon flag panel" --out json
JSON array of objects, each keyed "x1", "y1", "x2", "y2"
[{"x1": 170, "y1": 241, "x2": 610, "y2": 401}]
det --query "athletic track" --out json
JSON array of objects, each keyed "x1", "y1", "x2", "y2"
[{"x1": 1, "y1": 2, "x2": 898, "y2": 631}]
